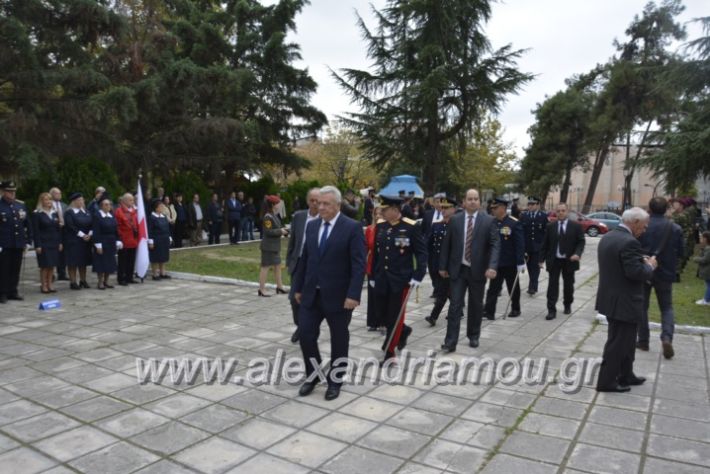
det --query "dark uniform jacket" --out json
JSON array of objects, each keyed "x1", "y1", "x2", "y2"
[
  {"x1": 596, "y1": 226, "x2": 654, "y2": 323},
  {"x1": 32, "y1": 210, "x2": 61, "y2": 250},
  {"x1": 260, "y1": 213, "x2": 283, "y2": 252},
  {"x1": 520, "y1": 210, "x2": 548, "y2": 254},
  {"x1": 0, "y1": 198, "x2": 32, "y2": 248},
  {"x1": 494, "y1": 215, "x2": 525, "y2": 268},
  {"x1": 427, "y1": 220, "x2": 448, "y2": 274},
  {"x1": 372, "y1": 217, "x2": 427, "y2": 294}
]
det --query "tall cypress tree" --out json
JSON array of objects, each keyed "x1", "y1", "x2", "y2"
[{"x1": 332, "y1": 0, "x2": 531, "y2": 193}]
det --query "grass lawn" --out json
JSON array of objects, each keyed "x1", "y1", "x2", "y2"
[
  {"x1": 169, "y1": 239, "x2": 291, "y2": 285},
  {"x1": 648, "y1": 246, "x2": 710, "y2": 327}
]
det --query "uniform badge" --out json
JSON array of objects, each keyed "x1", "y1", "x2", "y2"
[
  {"x1": 264, "y1": 219, "x2": 272, "y2": 229},
  {"x1": 500, "y1": 226, "x2": 511, "y2": 239},
  {"x1": 18, "y1": 209, "x2": 26, "y2": 220}
]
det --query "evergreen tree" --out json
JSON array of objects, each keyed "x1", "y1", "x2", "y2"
[{"x1": 333, "y1": 0, "x2": 531, "y2": 193}]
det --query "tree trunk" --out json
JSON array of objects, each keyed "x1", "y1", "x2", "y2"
[
  {"x1": 582, "y1": 141, "x2": 611, "y2": 214},
  {"x1": 422, "y1": 121, "x2": 439, "y2": 195},
  {"x1": 559, "y1": 159, "x2": 573, "y2": 203}
]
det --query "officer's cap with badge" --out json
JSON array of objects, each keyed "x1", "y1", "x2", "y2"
[
  {"x1": 527, "y1": 196, "x2": 540, "y2": 205},
  {"x1": 377, "y1": 195, "x2": 403, "y2": 209},
  {"x1": 440, "y1": 198, "x2": 456, "y2": 209},
  {"x1": 0, "y1": 180, "x2": 17, "y2": 192},
  {"x1": 68, "y1": 192, "x2": 83, "y2": 203},
  {"x1": 491, "y1": 197, "x2": 509, "y2": 208}
]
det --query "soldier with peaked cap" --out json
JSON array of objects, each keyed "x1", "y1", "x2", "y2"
[
  {"x1": 372, "y1": 195, "x2": 427, "y2": 363},
  {"x1": 0, "y1": 181, "x2": 32, "y2": 303},
  {"x1": 483, "y1": 198, "x2": 526, "y2": 319},
  {"x1": 519, "y1": 196, "x2": 548, "y2": 295},
  {"x1": 425, "y1": 198, "x2": 457, "y2": 326}
]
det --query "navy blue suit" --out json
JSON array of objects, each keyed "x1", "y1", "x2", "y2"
[
  {"x1": 519, "y1": 209, "x2": 547, "y2": 293},
  {"x1": 292, "y1": 213, "x2": 366, "y2": 387},
  {"x1": 226, "y1": 198, "x2": 242, "y2": 243},
  {"x1": 484, "y1": 216, "x2": 525, "y2": 317}
]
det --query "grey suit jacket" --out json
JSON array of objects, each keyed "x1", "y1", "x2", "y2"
[
  {"x1": 595, "y1": 226, "x2": 654, "y2": 323},
  {"x1": 439, "y1": 210, "x2": 500, "y2": 280},
  {"x1": 286, "y1": 209, "x2": 309, "y2": 274}
]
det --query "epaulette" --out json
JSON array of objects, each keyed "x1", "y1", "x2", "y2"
[
  {"x1": 509, "y1": 216, "x2": 518, "y2": 222},
  {"x1": 402, "y1": 217, "x2": 417, "y2": 225}
]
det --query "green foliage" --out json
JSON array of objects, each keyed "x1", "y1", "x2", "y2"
[
  {"x1": 162, "y1": 170, "x2": 211, "y2": 205},
  {"x1": 333, "y1": 0, "x2": 531, "y2": 193}
]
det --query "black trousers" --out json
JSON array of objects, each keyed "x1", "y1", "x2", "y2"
[
  {"x1": 597, "y1": 319, "x2": 637, "y2": 389},
  {"x1": 117, "y1": 247, "x2": 136, "y2": 283},
  {"x1": 374, "y1": 285, "x2": 409, "y2": 354},
  {"x1": 444, "y1": 265, "x2": 486, "y2": 347},
  {"x1": 526, "y1": 251, "x2": 541, "y2": 292},
  {"x1": 546, "y1": 258, "x2": 575, "y2": 312},
  {"x1": 484, "y1": 265, "x2": 521, "y2": 316},
  {"x1": 429, "y1": 271, "x2": 450, "y2": 320},
  {"x1": 0, "y1": 248, "x2": 23, "y2": 297},
  {"x1": 228, "y1": 218, "x2": 241, "y2": 243},
  {"x1": 57, "y1": 247, "x2": 67, "y2": 278},
  {"x1": 173, "y1": 220, "x2": 185, "y2": 248},
  {"x1": 366, "y1": 278, "x2": 380, "y2": 328},
  {"x1": 298, "y1": 291, "x2": 352, "y2": 387},
  {"x1": 208, "y1": 221, "x2": 222, "y2": 244}
]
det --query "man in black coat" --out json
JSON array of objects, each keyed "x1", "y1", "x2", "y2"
[
  {"x1": 539, "y1": 203, "x2": 585, "y2": 320},
  {"x1": 596, "y1": 208, "x2": 657, "y2": 392},
  {"x1": 438, "y1": 189, "x2": 500, "y2": 351}
]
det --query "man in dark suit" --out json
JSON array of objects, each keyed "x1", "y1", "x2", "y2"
[
  {"x1": 596, "y1": 208, "x2": 657, "y2": 392},
  {"x1": 286, "y1": 188, "x2": 320, "y2": 343},
  {"x1": 225, "y1": 191, "x2": 242, "y2": 244},
  {"x1": 637, "y1": 196, "x2": 683, "y2": 358},
  {"x1": 293, "y1": 186, "x2": 366, "y2": 401},
  {"x1": 519, "y1": 196, "x2": 547, "y2": 295},
  {"x1": 539, "y1": 203, "x2": 585, "y2": 320},
  {"x1": 438, "y1": 189, "x2": 500, "y2": 352}
]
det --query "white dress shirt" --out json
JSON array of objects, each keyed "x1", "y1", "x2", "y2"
[
  {"x1": 318, "y1": 212, "x2": 341, "y2": 244},
  {"x1": 300, "y1": 211, "x2": 319, "y2": 257},
  {"x1": 556, "y1": 219, "x2": 567, "y2": 259}
]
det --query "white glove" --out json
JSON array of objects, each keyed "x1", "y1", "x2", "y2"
[
  {"x1": 169, "y1": 237, "x2": 173, "y2": 244},
  {"x1": 0, "y1": 247, "x2": 2, "y2": 253},
  {"x1": 369, "y1": 280, "x2": 375, "y2": 288},
  {"x1": 117, "y1": 241, "x2": 124, "y2": 250},
  {"x1": 409, "y1": 279, "x2": 421, "y2": 288},
  {"x1": 517, "y1": 265, "x2": 526, "y2": 273}
]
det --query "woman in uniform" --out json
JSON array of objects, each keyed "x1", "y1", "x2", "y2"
[
  {"x1": 148, "y1": 198, "x2": 172, "y2": 280},
  {"x1": 258, "y1": 194, "x2": 288, "y2": 297},
  {"x1": 92, "y1": 196, "x2": 122, "y2": 289},
  {"x1": 63, "y1": 192, "x2": 93, "y2": 290},
  {"x1": 33, "y1": 192, "x2": 62, "y2": 293},
  {"x1": 365, "y1": 205, "x2": 384, "y2": 331}
]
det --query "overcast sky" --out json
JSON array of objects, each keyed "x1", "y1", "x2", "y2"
[{"x1": 279, "y1": 0, "x2": 706, "y2": 156}]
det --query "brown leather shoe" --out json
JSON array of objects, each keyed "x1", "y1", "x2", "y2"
[
  {"x1": 662, "y1": 340, "x2": 674, "y2": 359},
  {"x1": 636, "y1": 341, "x2": 649, "y2": 351}
]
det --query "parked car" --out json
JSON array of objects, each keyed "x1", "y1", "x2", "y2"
[
  {"x1": 547, "y1": 211, "x2": 609, "y2": 237},
  {"x1": 586, "y1": 211, "x2": 622, "y2": 230}
]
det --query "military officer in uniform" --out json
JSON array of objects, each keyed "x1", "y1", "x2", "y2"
[
  {"x1": 0, "y1": 181, "x2": 32, "y2": 303},
  {"x1": 425, "y1": 199, "x2": 456, "y2": 326},
  {"x1": 483, "y1": 198, "x2": 526, "y2": 319},
  {"x1": 372, "y1": 195, "x2": 427, "y2": 363},
  {"x1": 519, "y1": 196, "x2": 547, "y2": 295},
  {"x1": 400, "y1": 191, "x2": 416, "y2": 220}
]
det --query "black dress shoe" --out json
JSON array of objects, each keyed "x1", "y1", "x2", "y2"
[
  {"x1": 298, "y1": 381, "x2": 318, "y2": 396},
  {"x1": 80, "y1": 280, "x2": 90, "y2": 289},
  {"x1": 152, "y1": 275, "x2": 161, "y2": 281},
  {"x1": 563, "y1": 306, "x2": 572, "y2": 315},
  {"x1": 527, "y1": 290, "x2": 536, "y2": 296},
  {"x1": 160, "y1": 274, "x2": 171, "y2": 279},
  {"x1": 367, "y1": 326, "x2": 379, "y2": 332},
  {"x1": 545, "y1": 312, "x2": 557, "y2": 320},
  {"x1": 118, "y1": 281, "x2": 128, "y2": 286},
  {"x1": 126, "y1": 279, "x2": 138, "y2": 284},
  {"x1": 662, "y1": 340, "x2": 674, "y2": 359},
  {"x1": 440, "y1": 344, "x2": 456, "y2": 353},
  {"x1": 8, "y1": 294, "x2": 23, "y2": 301},
  {"x1": 507, "y1": 310, "x2": 521, "y2": 318},
  {"x1": 469, "y1": 338, "x2": 479, "y2": 348},
  {"x1": 398, "y1": 326, "x2": 412, "y2": 350},
  {"x1": 104, "y1": 283, "x2": 114, "y2": 289},
  {"x1": 276, "y1": 287, "x2": 287, "y2": 294},
  {"x1": 596, "y1": 384, "x2": 631, "y2": 393},
  {"x1": 483, "y1": 312, "x2": 495, "y2": 321},
  {"x1": 290, "y1": 329, "x2": 300, "y2": 343},
  {"x1": 70, "y1": 283, "x2": 81, "y2": 290},
  {"x1": 636, "y1": 341, "x2": 649, "y2": 351},
  {"x1": 258, "y1": 290, "x2": 271, "y2": 297},
  {"x1": 618, "y1": 376, "x2": 646, "y2": 386},
  {"x1": 324, "y1": 385, "x2": 341, "y2": 401},
  {"x1": 424, "y1": 316, "x2": 436, "y2": 327}
]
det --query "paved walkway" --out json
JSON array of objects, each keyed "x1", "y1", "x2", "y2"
[{"x1": 0, "y1": 237, "x2": 709, "y2": 473}]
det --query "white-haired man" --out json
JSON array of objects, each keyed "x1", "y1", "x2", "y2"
[{"x1": 596, "y1": 207, "x2": 657, "y2": 393}]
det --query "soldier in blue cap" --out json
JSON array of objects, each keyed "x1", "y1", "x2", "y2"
[
  {"x1": 0, "y1": 181, "x2": 32, "y2": 303},
  {"x1": 519, "y1": 196, "x2": 548, "y2": 295},
  {"x1": 372, "y1": 194, "x2": 427, "y2": 363},
  {"x1": 483, "y1": 198, "x2": 526, "y2": 319}
]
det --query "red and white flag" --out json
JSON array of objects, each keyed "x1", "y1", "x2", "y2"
[{"x1": 135, "y1": 179, "x2": 150, "y2": 278}]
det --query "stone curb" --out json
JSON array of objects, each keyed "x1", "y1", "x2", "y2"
[
  {"x1": 595, "y1": 313, "x2": 710, "y2": 334},
  {"x1": 169, "y1": 270, "x2": 286, "y2": 290}
]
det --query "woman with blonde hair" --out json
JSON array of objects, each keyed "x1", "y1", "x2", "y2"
[{"x1": 32, "y1": 192, "x2": 63, "y2": 293}]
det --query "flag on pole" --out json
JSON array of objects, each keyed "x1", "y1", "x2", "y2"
[{"x1": 135, "y1": 179, "x2": 150, "y2": 279}]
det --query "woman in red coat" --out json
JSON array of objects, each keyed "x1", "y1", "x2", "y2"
[
  {"x1": 114, "y1": 193, "x2": 140, "y2": 285},
  {"x1": 365, "y1": 205, "x2": 383, "y2": 331}
]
